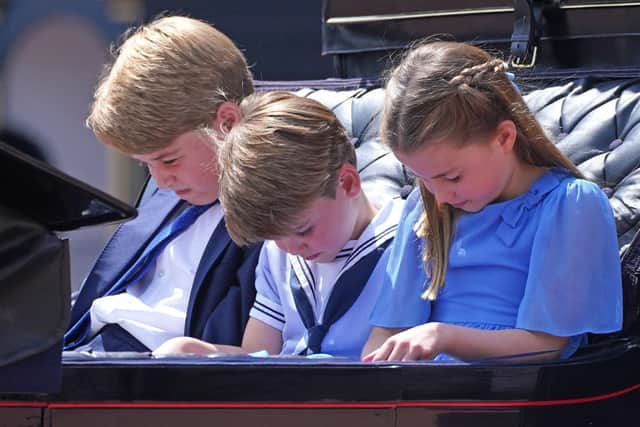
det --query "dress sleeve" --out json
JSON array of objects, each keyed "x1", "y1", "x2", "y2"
[
  {"x1": 516, "y1": 179, "x2": 623, "y2": 336},
  {"x1": 249, "y1": 242, "x2": 286, "y2": 331},
  {"x1": 370, "y1": 190, "x2": 432, "y2": 328}
]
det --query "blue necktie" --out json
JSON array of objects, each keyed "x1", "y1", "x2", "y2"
[
  {"x1": 290, "y1": 238, "x2": 392, "y2": 355},
  {"x1": 64, "y1": 203, "x2": 213, "y2": 350}
]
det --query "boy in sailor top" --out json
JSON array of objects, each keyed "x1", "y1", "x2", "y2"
[{"x1": 154, "y1": 92, "x2": 404, "y2": 359}]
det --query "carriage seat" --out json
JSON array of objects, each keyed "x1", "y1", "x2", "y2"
[{"x1": 278, "y1": 77, "x2": 640, "y2": 337}]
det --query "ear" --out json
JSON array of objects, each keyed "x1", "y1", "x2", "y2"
[
  {"x1": 337, "y1": 163, "x2": 361, "y2": 198},
  {"x1": 494, "y1": 120, "x2": 517, "y2": 153},
  {"x1": 211, "y1": 102, "x2": 242, "y2": 136}
]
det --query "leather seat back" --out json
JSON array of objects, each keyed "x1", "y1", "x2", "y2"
[{"x1": 287, "y1": 77, "x2": 640, "y2": 337}]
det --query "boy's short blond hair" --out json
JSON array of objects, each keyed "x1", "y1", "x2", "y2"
[
  {"x1": 219, "y1": 91, "x2": 356, "y2": 245},
  {"x1": 86, "y1": 15, "x2": 254, "y2": 154}
]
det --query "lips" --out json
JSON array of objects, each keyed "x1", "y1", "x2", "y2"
[
  {"x1": 304, "y1": 253, "x2": 321, "y2": 261},
  {"x1": 174, "y1": 189, "x2": 191, "y2": 196},
  {"x1": 451, "y1": 201, "x2": 467, "y2": 209}
]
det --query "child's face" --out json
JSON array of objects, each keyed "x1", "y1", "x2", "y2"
[
  {"x1": 132, "y1": 130, "x2": 220, "y2": 205},
  {"x1": 396, "y1": 123, "x2": 518, "y2": 212},
  {"x1": 274, "y1": 166, "x2": 363, "y2": 263}
]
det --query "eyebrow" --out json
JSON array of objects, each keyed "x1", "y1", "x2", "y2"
[
  {"x1": 429, "y1": 168, "x2": 456, "y2": 180},
  {"x1": 150, "y1": 149, "x2": 180, "y2": 162},
  {"x1": 292, "y1": 213, "x2": 315, "y2": 232}
]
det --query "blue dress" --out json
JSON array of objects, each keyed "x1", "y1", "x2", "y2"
[{"x1": 370, "y1": 168, "x2": 623, "y2": 360}]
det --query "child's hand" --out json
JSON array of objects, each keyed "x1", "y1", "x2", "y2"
[
  {"x1": 362, "y1": 322, "x2": 447, "y2": 362},
  {"x1": 153, "y1": 336, "x2": 221, "y2": 356}
]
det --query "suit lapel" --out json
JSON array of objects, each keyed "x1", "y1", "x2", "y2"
[
  {"x1": 70, "y1": 189, "x2": 183, "y2": 323},
  {"x1": 184, "y1": 218, "x2": 233, "y2": 334},
  {"x1": 103, "y1": 189, "x2": 182, "y2": 269}
]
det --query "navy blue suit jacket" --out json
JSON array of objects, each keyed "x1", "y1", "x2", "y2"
[{"x1": 67, "y1": 186, "x2": 260, "y2": 351}]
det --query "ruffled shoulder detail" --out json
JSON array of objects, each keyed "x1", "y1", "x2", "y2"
[
  {"x1": 516, "y1": 172, "x2": 622, "y2": 337},
  {"x1": 497, "y1": 168, "x2": 571, "y2": 247}
]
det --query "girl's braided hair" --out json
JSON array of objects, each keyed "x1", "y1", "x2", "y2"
[{"x1": 381, "y1": 41, "x2": 581, "y2": 300}]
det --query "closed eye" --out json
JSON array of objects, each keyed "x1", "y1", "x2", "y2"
[
  {"x1": 296, "y1": 226, "x2": 313, "y2": 237},
  {"x1": 162, "y1": 158, "x2": 179, "y2": 166}
]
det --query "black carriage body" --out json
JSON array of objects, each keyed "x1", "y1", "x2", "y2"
[
  {"x1": 33, "y1": 342, "x2": 639, "y2": 427},
  {"x1": 0, "y1": 143, "x2": 136, "y2": 394}
]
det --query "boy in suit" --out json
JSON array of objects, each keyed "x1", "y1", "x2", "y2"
[
  {"x1": 155, "y1": 92, "x2": 404, "y2": 359},
  {"x1": 64, "y1": 16, "x2": 260, "y2": 352}
]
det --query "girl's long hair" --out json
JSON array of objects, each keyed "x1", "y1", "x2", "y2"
[{"x1": 381, "y1": 41, "x2": 582, "y2": 300}]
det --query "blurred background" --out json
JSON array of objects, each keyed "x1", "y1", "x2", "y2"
[{"x1": 0, "y1": 0, "x2": 333, "y2": 292}]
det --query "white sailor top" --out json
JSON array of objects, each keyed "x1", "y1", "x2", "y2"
[{"x1": 250, "y1": 198, "x2": 404, "y2": 359}]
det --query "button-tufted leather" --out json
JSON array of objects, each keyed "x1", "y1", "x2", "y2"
[
  {"x1": 526, "y1": 78, "x2": 640, "y2": 247},
  {"x1": 293, "y1": 78, "x2": 640, "y2": 246},
  {"x1": 289, "y1": 77, "x2": 640, "y2": 338},
  {"x1": 294, "y1": 87, "x2": 413, "y2": 209}
]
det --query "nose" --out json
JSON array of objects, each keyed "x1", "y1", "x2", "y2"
[
  {"x1": 275, "y1": 236, "x2": 307, "y2": 256},
  {"x1": 429, "y1": 184, "x2": 457, "y2": 206},
  {"x1": 435, "y1": 190, "x2": 459, "y2": 206},
  {"x1": 148, "y1": 165, "x2": 174, "y2": 189}
]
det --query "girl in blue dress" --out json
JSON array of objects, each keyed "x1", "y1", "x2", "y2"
[{"x1": 362, "y1": 41, "x2": 622, "y2": 362}]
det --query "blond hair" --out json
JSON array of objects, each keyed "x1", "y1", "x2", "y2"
[
  {"x1": 382, "y1": 41, "x2": 582, "y2": 300},
  {"x1": 219, "y1": 91, "x2": 356, "y2": 245},
  {"x1": 86, "y1": 15, "x2": 254, "y2": 154}
]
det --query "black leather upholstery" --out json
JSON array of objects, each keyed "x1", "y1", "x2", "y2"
[
  {"x1": 296, "y1": 87, "x2": 412, "y2": 208},
  {"x1": 290, "y1": 77, "x2": 640, "y2": 337},
  {"x1": 294, "y1": 78, "x2": 640, "y2": 246},
  {"x1": 527, "y1": 78, "x2": 640, "y2": 246}
]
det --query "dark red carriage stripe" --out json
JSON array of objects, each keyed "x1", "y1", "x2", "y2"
[{"x1": 2, "y1": 383, "x2": 639, "y2": 409}]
